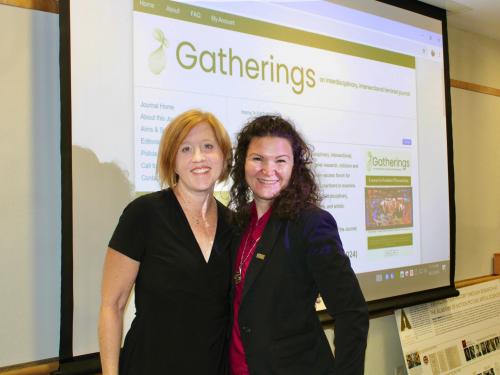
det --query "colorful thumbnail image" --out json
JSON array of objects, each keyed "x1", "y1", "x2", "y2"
[{"x1": 365, "y1": 187, "x2": 413, "y2": 230}]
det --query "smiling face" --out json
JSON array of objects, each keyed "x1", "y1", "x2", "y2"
[
  {"x1": 174, "y1": 121, "x2": 224, "y2": 194},
  {"x1": 245, "y1": 136, "x2": 294, "y2": 214}
]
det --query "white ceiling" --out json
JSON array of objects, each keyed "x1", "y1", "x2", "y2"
[{"x1": 419, "y1": 0, "x2": 500, "y2": 41}]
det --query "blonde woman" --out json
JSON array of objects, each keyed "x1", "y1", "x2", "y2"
[{"x1": 99, "y1": 109, "x2": 233, "y2": 374}]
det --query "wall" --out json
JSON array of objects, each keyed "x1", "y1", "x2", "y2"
[
  {"x1": 0, "y1": 4, "x2": 60, "y2": 367},
  {"x1": 448, "y1": 27, "x2": 500, "y2": 281},
  {"x1": 324, "y1": 314, "x2": 406, "y2": 375}
]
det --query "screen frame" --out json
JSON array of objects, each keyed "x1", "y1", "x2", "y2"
[{"x1": 57, "y1": 0, "x2": 458, "y2": 370}]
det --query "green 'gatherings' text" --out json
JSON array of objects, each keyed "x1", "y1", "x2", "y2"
[{"x1": 176, "y1": 41, "x2": 316, "y2": 95}]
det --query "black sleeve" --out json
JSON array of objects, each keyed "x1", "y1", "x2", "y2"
[
  {"x1": 304, "y1": 209, "x2": 369, "y2": 375},
  {"x1": 108, "y1": 196, "x2": 149, "y2": 262}
]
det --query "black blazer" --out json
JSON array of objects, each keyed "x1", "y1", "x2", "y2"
[{"x1": 232, "y1": 206, "x2": 369, "y2": 375}]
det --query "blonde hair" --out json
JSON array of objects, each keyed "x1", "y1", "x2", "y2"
[{"x1": 156, "y1": 109, "x2": 232, "y2": 188}]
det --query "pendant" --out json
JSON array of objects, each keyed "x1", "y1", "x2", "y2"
[{"x1": 234, "y1": 271, "x2": 242, "y2": 284}]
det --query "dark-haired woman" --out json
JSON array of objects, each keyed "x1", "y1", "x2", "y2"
[{"x1": 229, "y1": 115, "x2": 369, "y2": 375}]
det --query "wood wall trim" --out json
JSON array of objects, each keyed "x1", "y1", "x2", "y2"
[
  {"x1": 0, "y1": 0, "x2": 59, "y2": 14},
  {"x1": 455, "y1": 274, "x2": 500, "y2": 289},
  {"x1": 0, "y1": 360, "x2": 58, "y2": 375},
  {"x1": 451, "y1": 79, "x2": 500, "y2": 98}
]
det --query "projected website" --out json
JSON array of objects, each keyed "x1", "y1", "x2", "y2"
[{"x1": 132, "y1": 1, "x2": 449, "y2": 298}]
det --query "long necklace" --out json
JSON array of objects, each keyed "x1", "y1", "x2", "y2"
[{"x1": 234, "y1": 226, "x2": 261, "y2": 285}]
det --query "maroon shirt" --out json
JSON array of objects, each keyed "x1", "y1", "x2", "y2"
[{"x1": 229, "y1": 203, "x2": 272, "y2": 375}]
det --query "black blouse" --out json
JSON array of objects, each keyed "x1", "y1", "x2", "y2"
[{"x1": 109, "y1": 189, "x2": 232, "y2": 375}]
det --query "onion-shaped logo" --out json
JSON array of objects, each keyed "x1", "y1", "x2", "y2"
[{"x1": 148, "y1": 28, "x2": 168, "y2": 75}]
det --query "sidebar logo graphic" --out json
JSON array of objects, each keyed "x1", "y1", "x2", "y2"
[
  {"x1": 149, "y1": 29, "x2": 168, "y2": 75},
  {"x1": 367, "y1": 151, "x2": 374, "y2": 172},
  {"x1": 366, "y1": 150, "x2": 410, "y2": 172}
]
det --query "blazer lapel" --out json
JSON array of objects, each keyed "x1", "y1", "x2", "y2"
[{"x1": 242, "y1": 213, "x2": 282, "y2": 300}]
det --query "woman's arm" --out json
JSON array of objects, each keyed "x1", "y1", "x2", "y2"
[
  {"x1": 99, "y1": 248, "x2": 139, "y2": 375},
  {"x1": 303, "y1": 209, "x2": 369, "y2": 374}
]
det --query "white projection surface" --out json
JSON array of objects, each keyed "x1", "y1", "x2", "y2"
[{"x1": 70, "y1": 0, "x2": 452, "y2": 355}]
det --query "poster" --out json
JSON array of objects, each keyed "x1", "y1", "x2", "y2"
[{"x1": 395, "y1": 279, "x2": 500, "y2": 374}]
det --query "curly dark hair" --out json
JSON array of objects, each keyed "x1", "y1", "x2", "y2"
[{"x1": 229, "y1": 115, "x2": 321, "y2": 227}]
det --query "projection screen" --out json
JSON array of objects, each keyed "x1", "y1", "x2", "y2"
[{"x1": 60, "y1": 0, "x2": 457, "y2": 362}]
